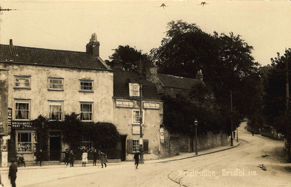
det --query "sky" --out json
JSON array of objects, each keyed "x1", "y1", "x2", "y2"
[{"x1": 0, "y1": 0, "x2": 291, "y2": 66}]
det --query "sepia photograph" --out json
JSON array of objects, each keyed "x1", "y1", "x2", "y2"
[{"x1": 0, "y1": 0, "x2": 291, "y2": 186}]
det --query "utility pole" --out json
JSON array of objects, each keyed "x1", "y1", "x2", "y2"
[{"x1": 286, "y1": 50, "x2": 291, "y2": 162}]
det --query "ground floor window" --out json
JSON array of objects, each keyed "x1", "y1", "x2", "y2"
[
  {"x1": 81, "y1": 134, "x2": 91, "y2": 149},
  {"x1": 127, "y1": 139, "x2": 149, "y2": 153},
  {"x1": 17, "y1": 132, "x2": 32, "y2": 152}
]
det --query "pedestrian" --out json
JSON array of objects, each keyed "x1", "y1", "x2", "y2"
[
  {"x1": 252, "y1": 130, "x2": 254, "y2": 136},
  {"x1": 64, "y1": 149, "x2": 70, "y2": 166},
  {"x1": 38, "y1": 149, "x2": 43, "y2": 166},
  {"x1": 0, "y1": 174, "x2": 3, "y2": 187},
  {"x1": 92, "y1": 149, "x2": 98, "y2": 166},
  {"x1": 69, "y1": 150, "x2": 75, "y2": 167},
  {"x1": 17, "y1": 154, "x2": 26, "y2": 167},
  {"x1": 98, "y1": 150, "x2": 107, "y2": 168},
  {"x1": 81, "y1": 149, "x2": 88, "y2": 167},
  {"x1": 8, "y1": 158, "x2": 18, "y2": 187},
  {"x1": 134, "y1": 152, "x2": 140, "y2": 169}
]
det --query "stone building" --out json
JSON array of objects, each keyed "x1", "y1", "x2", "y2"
[{"x1": 0, "y1": 34, "x2": 113, "y2": 163}]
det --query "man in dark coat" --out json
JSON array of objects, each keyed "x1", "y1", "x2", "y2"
[
  {"x1": 9, "y1": 158, "x2": 18, "y2": 187},
  {"x1": 98, "y1": 150, "x2": 107, "y2": 168},
  {"x1": 38, "y1": 149, "x2": 43, "y2": 166},
  {"x1": 134, "y1": 152, "x2": 140, "y2": 169},
  {"x1": 64, "y1": 149, "x2": 69, "y2": 166},
  {"x1": 69, "y1": 150, "x2": 75, "y2": 167},
  {"x1": 92, "y1": 149, "x2": 98, "y2": 166}
]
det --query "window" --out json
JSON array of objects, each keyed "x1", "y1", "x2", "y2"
[
  {"x1": 80, "y1": 102, "x2": 93, "y2": 121},
  {"x1": 132, "y1": 110, "x2": 144, "y2": 124},
  {"x1": 14, "y1": 76, "x2": 30, "y2": 89},
  {"x1": 17, "y1": 132, "x2": 32, "y2": 152},
  {"x1": 116, "y1": 100, "x2": 133, "y2": 108},
  {"x1": 129, "y1": 83, "x2": 140, "y2": 97},
  {"x1": 127, "y1": 139, "x2": 149, "y2": 153},
  {"x1": 48, "y1": 78, "x2": 63, "y2": 90},
  {"x1": 80, "y1": 80, "x2": 93, "y2": 91},
  {"x1": 144, "y1": 102, "x2": 160, "y2": 110},
  {"x1": 15, "y1": 100, "x2": 30, "y2": 120},
  {"x1": 49, "y1": 101, "x2": 63, "y2": 121}
]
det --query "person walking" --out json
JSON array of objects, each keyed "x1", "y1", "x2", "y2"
[
  {"x1": 64, "y1": 149, "x2": 70, "y2": 166},
  {"x1": 81, "y1": 150, "x2": 88, "y2": 167},
  {"x1": 38, "y1": 149, "x2": 43, "y2": 167},
  {"x1": 8, "y1": 158, "x2": 18, "y2": 187},
  {"x1": 69, "y1": 150, "x2": 75, "y2": 167},
  {"x1": 98, "y1": 150, "x2": 107, "y2": 168},
  {"x1": 92, "y1": 149, "x2": 98, "y2": 166},
  {"x1": 134, "y1": 152, "x2": 140, "y2": 169}
]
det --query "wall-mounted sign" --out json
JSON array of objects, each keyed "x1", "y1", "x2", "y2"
[{"x1": 132, "y1": 124, "x2": 143, "y2": 135}]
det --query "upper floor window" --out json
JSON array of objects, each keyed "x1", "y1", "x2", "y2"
[
  {"x1": 14, "y1": 75, "x2": 31, "y2": 89},
  {"x1": 49, "y1": 101, "x2": 63, "y2": 121},
  {"x1": 132, "y1": 109, "x2": 144, "y2": 124},
  {"x1": 80, "y1": 102, "x2": 93, "y2": 121},
  {"x1": 48, "y1": 78, "x2": 63, "y2": 91},
  {"x1": 129, "y1": 83, "x2": 140, "y2": 97},
  {"x1": 80, "y1": 80, "x2": 93, "y2": 92},
  {"x1": 15, "y1": 99, "x2": 30, "y2": 120}
]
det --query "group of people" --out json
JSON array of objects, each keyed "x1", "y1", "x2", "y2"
[{"x1": 63, "y1": 149, "x2": 108, "y2": 168}]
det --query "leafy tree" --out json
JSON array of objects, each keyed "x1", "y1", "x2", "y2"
[
  {"x1": 151, "y1": 20, "x2": 262, "y2": 131},
  {"x1": 264, "y1": 49, "x2": 291, "y2": 133}
]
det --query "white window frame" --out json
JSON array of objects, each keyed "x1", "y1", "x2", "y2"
[
  {"x1": 144, "y1": 102, "x2": 160, "y2": 110},
  {"x1": 80, "y1": 80, "x2": 93, "y2": 92},
  {"x1": 14, "y1": 75, "x2": 31, "y2": 89},
  {"x1": 129, "y1": 83, "x2": 140, "y2": 97},
  {"x1": 132, "y1": 109, "x2": 144, "y2": 124},
  {"x1": 15, "y1": 99, "x2": 30, "y2": 120},
  {"x1": 132, "y1": 139, "x2": 140, "y2": 153},
  {"x1": 17, "y1": 132, "x2": 32, "y2": 153},
  {"x1": 80, "y1": 102, "x2": 93, "y2": 121},
  {"x1": 49, "y1": 101, "x2": 63, "y2": 121},
  {"x1": 48, "y1": 77, "x2": 64, "y2": 90}
]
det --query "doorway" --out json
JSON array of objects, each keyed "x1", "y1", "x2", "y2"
[{"x1": 49, "y1": 132, "x2": 61, "y2": 161}]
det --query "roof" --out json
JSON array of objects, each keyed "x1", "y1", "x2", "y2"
[
  {"x1": 113, "y1": 68, "x2": 160, "y2": 100},
  {"x1": 0, "y1": 44, "x2": 109, "y2": 70},
  {"x1": 157, "y1": 74, "x2": 200, "y2": 90}
]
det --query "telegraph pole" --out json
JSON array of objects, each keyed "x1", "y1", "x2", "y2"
[{"x1": 230, "y1": 90, "x2": 233, "y2": 146}]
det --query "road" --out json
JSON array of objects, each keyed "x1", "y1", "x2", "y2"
[{"x1": 1, "y1": 122, "x2": 290, "y2": 187}]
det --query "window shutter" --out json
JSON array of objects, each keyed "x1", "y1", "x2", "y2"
[
  {"x1": 143, "y1": 139, "x2": 149, "y2": 153},
  {"x1": 127, "y1": 139, "x2": 133, "y2": 153}
]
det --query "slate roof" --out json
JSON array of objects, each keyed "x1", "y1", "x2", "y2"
[
  {"x1": 113, "y1": 68, "x2": 160, "y2": 100},
  {"x1": 157, "y1": 74, "x2": 200, "y2": 90},
  {"x1": 0, "y1": 44, "x2": 109, "y2": 70}
]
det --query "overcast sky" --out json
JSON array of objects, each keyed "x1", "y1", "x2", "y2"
[{"x1": 1, "y1": 0, "x2": 291, "y2": 66}]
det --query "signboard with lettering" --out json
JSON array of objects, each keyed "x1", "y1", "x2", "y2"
[{"x1": 132, "y1": 124, "x2": 143, "y2": 135}]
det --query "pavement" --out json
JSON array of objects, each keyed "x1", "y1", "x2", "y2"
[{"x1": 0, "y1": 140, "x2": 240, "y2": 171}]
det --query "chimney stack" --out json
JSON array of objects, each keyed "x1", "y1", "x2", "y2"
[
  {"x1": 86, "y1": 33, "x2": 100, "y2": 57},
  {"x1": 9, "y1": 39, "x2": 13, "y2": 46}
]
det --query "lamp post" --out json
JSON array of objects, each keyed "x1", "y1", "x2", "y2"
[{"x1": 194, "y1": 119, "x2": 198, "y2": 155}]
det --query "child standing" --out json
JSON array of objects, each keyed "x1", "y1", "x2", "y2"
[{"x1": 81, "y1": 150, "x2": 88, "y2": 167}]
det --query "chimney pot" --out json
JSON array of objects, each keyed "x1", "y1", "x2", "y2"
[{"x1": 9, "y1": 39, "x2": 13, "y2": 46}]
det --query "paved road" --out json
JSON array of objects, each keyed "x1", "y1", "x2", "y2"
[{"x1": 1, "y1": 122, "x2": 290, "y2": 187}]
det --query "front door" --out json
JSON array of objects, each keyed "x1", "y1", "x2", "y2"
[{"x1": 49, "y1": 132, "x2": 61, "y2": 161}]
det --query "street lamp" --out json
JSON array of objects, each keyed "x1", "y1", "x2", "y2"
[{"x1": 194, "y1": 119, "x2": 198, "y2": 155}]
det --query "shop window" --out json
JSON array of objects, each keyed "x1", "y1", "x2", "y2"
[
  {"x1": 80, "y1": 102, "x2": 93, "y2": 121},
  {"x1": 81, "y1": 134, "x2": 91, "y2": 149},
  {"x1": 15, "y1": 100, "x2": 30, "y2": 120},
  {"x1": 17, "y1": 132, "x2": 32, "y2": 153}
]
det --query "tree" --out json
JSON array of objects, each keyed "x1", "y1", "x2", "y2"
[
  {"x1": 264, "y1": 49, "x2": 291, "y2": 133},
  {"x1": 108, "y1": 45, "x2": 151, "y2": 75},
  {"x1": 151, "y1": 20, "x2": 262, "y2": 131}
]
